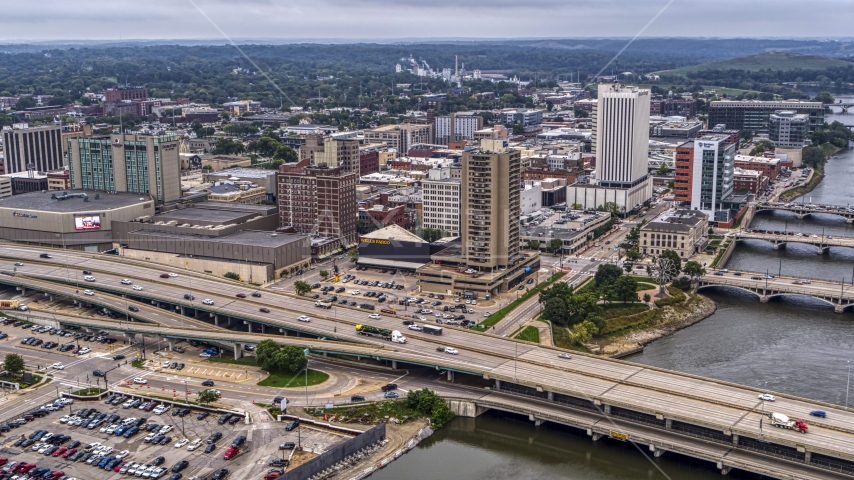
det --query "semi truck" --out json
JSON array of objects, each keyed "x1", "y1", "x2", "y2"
[
  {"x1": 769, "y1": 412, "x2": 808, "y2": 433},
  {"x1": 355, "y1": 324, "x2": 407, "y2": 343},
  {"x1": 314, "y1": 300, "x2": 332, "y2": 309}
]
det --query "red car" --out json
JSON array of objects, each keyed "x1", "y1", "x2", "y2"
[
  {"x1": 14, "y1": 463, "x2": 35, "y2": 473},
  {"x1": 0, "y1": 458, "x2": 7, "y2": 466},
  {"x1": 115, "y1": 462, "x2": 127, "y2": 472},
  {"x1": 52, "y1": 447, "x2": 67, "y2": 457},
  {"x1": 46, "y1": 472, "x2": 64, "y2": 480},
  {"x1": 236, "y1": 293, "x2": 246, "y2": 298},
  {"x1": 61, "y1": 448, "x2": 77, "y2": 459},
  {"x1": 223, "y1": 447, "x2": 239, "y2": 460},
  {"x1": 160, "y1": 273, "x2": 170, "y2": 278},
  {"x1": 259, "y1": 308, "x2": 270, "y2": 313}
]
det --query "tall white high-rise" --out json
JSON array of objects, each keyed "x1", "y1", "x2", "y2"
[
  {"x1": 566, "y1": 83, "x2": 653, "y2": 213},
  {"x1": 595, "y1": 82, "x2": 651, "y2": 187}
]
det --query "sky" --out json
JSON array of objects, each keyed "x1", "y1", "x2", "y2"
[{"x1": 1, "y1": 0, "x2": 853, "y2": 42}]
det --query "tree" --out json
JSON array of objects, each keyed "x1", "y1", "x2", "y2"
[
  {"x1": 319, "y1": 270, "x2": 329, "y2": 280},
  {"x1": 682, "y1": 260, "x2": 706, "y2": 281},
  {"x1": 294, "y1": 281, "x2": 311, "y2": 296},
  {"x1": 542, "y1": 297, "x2": 568, "y2": 325},
  {"x1": 4, "y1": 353, "x2": 24, "y2": 375},
  {"x1": 347, "y1": 248, "x2": 359, "y2": 263},
  {"x1": 14, "y1": 97, "x2": 35, "y2": 110},
  {"x1": 626, "y1": 249, "x2": 642, "y2": 262},
  {"x1": 212, "y1": 138, "x2": 245, "y2": 155},
  {"x1": 571, "y1": 203, "x2": 583, "y2": 210},
  {"x1": 613, "y1": 276, "x2": 638, "y2": 303},
  {"x1": 655, "y1": 163, "x2": 669, "y2": 176},
  {"x1": 273, "y1": 145, "x2": 298, "y2": 163},
  {"x1": 659, "y1": 249, "x2": 682, "y2": 272},
  {"x1": 539, "y1": 282, "x2": 573, "y2": 305},
  {"x1": 406, "y1": 388, "x2": 455, "y2": 428},
  {"x1": 278, "y1": 346, "x2": 308, "y2": 374},
  {"x1": 420, "y1": 228, "x2": 445, "y2": 243},
  {"x1": 224, "y1": 272, "x2": 240, "y2": 281},
  {"x1": 594, "y1": 264, "x2": 622, "y2": 287},
  {"x1": 739, "y1": 129, "x2": 754, "y2": 142},
  {"x1": 643, "y1": 293, "x2": 651, "y2": 303},
  {"x1": 547, "y1": 238, "x2": 563, "y2": 254},
  {"x1": 256, "y1": 340, "x2": 281, "y2": 371},
  {"x1": 197, "y1": 389, "x2": 220, "y2": 405},
  {"x1": 526, "y1": 240, "x2": 541, "y2": 251},
  {"x1": 802, "y1": 145, "x2": 826, "y2": 168},
  {"x1": 814, "y1": 91, "x2": 834, "y2": 104}
]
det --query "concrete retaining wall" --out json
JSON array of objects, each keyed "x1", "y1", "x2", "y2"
[{"x1": 281, "y1": 422, "x2": 386, "y2": 480}]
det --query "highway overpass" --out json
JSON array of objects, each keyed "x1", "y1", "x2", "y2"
[{"x1": 3, "y1": 244, "x2": 854, "y2": 477}]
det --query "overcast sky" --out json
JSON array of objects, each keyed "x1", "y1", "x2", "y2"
[{"x1": 2, "y1": 0, "x2": 852, "y2": 41}]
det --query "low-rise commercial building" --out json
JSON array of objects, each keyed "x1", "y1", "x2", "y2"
[
  {"x1": 733, "y1": 168, "x2": 768, "y2": 195},
  {"x1": 206, "y1": 180, "x2": 267, "y2": 204},
  {"x1": 357, "y1": 224, "x2": 436, "y2": 272}
]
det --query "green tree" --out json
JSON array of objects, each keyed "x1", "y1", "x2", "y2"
[
  {"x1": 643, "y1": 293, "x2": 651, "y2": 303},
  {"x1": 406, "y1": 388, "x2": 455, "y2": 428},
  {"x1": 224, "y1": 272, "x2": 240, "y2": 281},
  {"x1": 273, "y1": 145, "x2": 298, "y2": 163},
  {"x1": 3, "y1": 353, "x2": 24, "y2": 375},
  {"x1": 278, "y1": 346, "x2": 308, "y2": 374},
  {"x1": 566, "y1": 291, "x2": 600, "y2": 322},
  {"x1": 526, "y1": 239, "x2": 541, "y2": 250},
  {"x1": 738, "y1": 129, "x2": 754, "y2": 142},
  {"x1": 256, "y1": 340, "x2": 281, "y2": 372},
  {"x1": 197, "y1": 389, "x2": 220, "y2": 405},
  {"x1": 347, "y1": 248, "x2": 359, "y2": 263},
  {"x1": 814, "y1": 91, "x2": 834, "y2": 104},
  {"x1": 420, "y1": 228, "x2": 445, "y2": 243},
  {"x1": 613, "y1": 276, "x2": 638, "y2": 303},
  {"x1": 547, "y1": 238, "x2": 563, "y2": 254},
  {"x1": 294, "y1": 281, "x2": 312, "y2": 296},
  {"x1": 542, "y1": 297, "x2": 568, "y2": 325},
  {"x1": 682, "y1": 260, "x2": 706, "y2": 281},
  {"x1": 539, "y1": 282, "x2": 574, "y2": 305},
  {"x1": 626, "y1": 249, "x2": 642, "y2": 262},
  {"x1": 655, "y1": 163, "x2": 669, "y2": 176},
  {"x1": 659, "y1": 249, "x2": 682, "y2": 273},
  {"x1": 802, "y1": 145, "x2": 826, "y2": 168},
  {"x1": 571, "y1": 203, "x2": 583, "y2": 210},
  {"x1": 212, "y1": 138, "x2": 245, "y2": 155},
  {"x1": 14, "y1": 97, "x2": 35, "y2": 110},
  {"x1": 319, "y1": 270, "x2": 329, "y2": 280},
  {"x1": 594, "y1": 264, "x2": 622, "y2": 287}
]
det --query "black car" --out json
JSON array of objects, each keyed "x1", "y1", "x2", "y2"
[
  {"x1": 183, "y1": 294, "x2": 195, "y2": 300},
  {"x1": 172, "y1": 460, "x2": 189, "y2": 472},
  {"x1": 207, "y1": 432, "x2": 222, "y2": 444},
  {"x1": 83, "y1": 270, "x2": 92, "y2": 275},
  {"x1": 228, "y1": 415, "x2": 241, "y2": 425},
  {"x1": 311, "y1": 283, "x2": 321, "y2": 289},
  {"x1": 204, "y1": 443, "x2": 217, "y2": 453},
  {"x1": 202, "y1": 380, "x2": 215, "y2": 387},
  {"x1": 211, "y1": 469, "x2": 229, "y2": 480},
  {"x1": 197, "y1": 412, "x2": 210, "y2": 420},
  {"x1": 285, "y1": 419, "x2": 300, "y2": 431},
  {"x1": 40, "y1": 253, "x2": 52, "y2": 258},
  {"x1": 159, "y1": 436, "x2": 172, "y2": 445},
  {"x1": 167, "y1": 474, "x2": 183, "y2": 480},
  {"x1": 93, "y1": 370, "x2": 105, "y2": 377},
  {"x1": 381, "y1": 383, "x2": 398, "y2": 392},
  {"x1": 152, "y1": 456, "x2": 166, "y2": 466},
  {"x1": 128, "y1": 305, "x2": 139, "y2": 312},
  {"x1": 13, "y1": 438, "x2": 25, "y2": 447},
  {"x1": 278, "y1": 442, "x2": 295, "y2": 450},
  {"x1": 218, "y1": 414, "x2": 232, "y2": 425},
  {"x1": 251, "y1": 292, "x2": 261, "y2": 297},
  {"x1": 113, "y1": 354, "x2": 125, "y2": 360},
  {"x1": 231, "y1": 436, "x2": 246, "y2": 448},
  {"x1": 351, "y1": 395, "x2": 366, "y2": 402},
  {"x1": 269, "y1": 459, "x2": 289, "y2": 467}
]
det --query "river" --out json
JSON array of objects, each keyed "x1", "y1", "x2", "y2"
[{"x1": 369, "y1": 108, "x2": 854, "y2": 480}]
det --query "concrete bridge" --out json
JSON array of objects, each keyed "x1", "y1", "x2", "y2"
[
  {"x1": 697, "y1": 273, "x2": 854, "y2": 313},
  {"x1": 735, "y1": 231, "x2": 854, "y2": 254},
  {"x1": 755, "y1": 203, "x2": 854, "y2": 223},
  {"x1": 826, "y1": 102, "x2": 854, "y2": 113}
]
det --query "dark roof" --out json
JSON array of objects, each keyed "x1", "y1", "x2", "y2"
[
  {"x1": 0, "y1": 190, "x2": 151, "y2": 212},
  {"x1": 132, "y1": 229, "x2": 307, "y2": 248}
]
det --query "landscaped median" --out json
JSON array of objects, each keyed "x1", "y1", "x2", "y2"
[{"x1": 478, "y1": 272, "x2": 566, "y2": 330}]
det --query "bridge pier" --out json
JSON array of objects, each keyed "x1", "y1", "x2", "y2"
[
  {"x1": 547, "y1": 391, "x2": 554, "y2": 401},
  {"x1": 797, "y1": 214, "x2": 805, "y2": 219},
  {"x1": 587, "y1": 429, "x2": 603, "y2": 441},
  {"x1": 446, "y1": 370, "x2": 454, "y2": 382},
  {"x1": 817, "y1": 246, "x2": 830, "y2": 255},
  {"x1": 665, "y1": 418, "x2": 672, "y2": 430},
  {"x1": 213, "y1": 314, "x2": 219, "y2": 327},
  {"x1": 772, "y1": 242, "x2": 786, "y2": 251},
  {"x1": 759, "y1": 296, "x2": 770, "y2": 303},
  {"x1": 603, "y1": 404, "x2": 611, "y2": 415},
  {"x1": 847, "y1": 218, "x2": 853, "y2": 224},
  {"x1": 804, "y1": 451, "x2": 812, "y2": 463},
  {"x1": 649, "y1": 444, "x2": 666, "y2": 458},
  {"x1": 177, "y1": 306, "x2": 185, "y2": 315},
  {"x1": 167, "y1": 339, "x2": 175, "y2": 352},
  {"x1": 17, "y1": 287, "x2": 26, "y2": 296},
  {"x1": 528, "y1": 414, "x2": 545, "y2": 427},
  {"x1": 391, "y1": 360, "x2": 397, "y2": 369},
  {"x1": 717, "y1": 462, "x2": 731, "y2": 475},
  {"x1": 732, "y1": 434, "x2": 739, "y2": 446},
  {"x1": 494, "y1": 379, "x2": 501, "y2": 390},
  {"x1": 446, "y1": 399, "x2": 488, "y2": 417},
  {"x1": 234, "y1": 344, "x2": 243, "y2": 360},
  {"x1": 835, "y1": 304, "x2": 847, "y2": 313}
]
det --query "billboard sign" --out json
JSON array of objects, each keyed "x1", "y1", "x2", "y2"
[{"x1": 74, "y1": 214, "x2": 101, "y2": 230}]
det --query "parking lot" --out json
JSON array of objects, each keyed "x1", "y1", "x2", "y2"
[{"x1": 0, "y1": 393, "x2": 352, "y2": 479}]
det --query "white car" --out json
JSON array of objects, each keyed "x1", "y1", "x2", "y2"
[
  {"x1": 159, "y1": 425, "x2": 173, "y2": 434},
  {"x1": 187, "y1": 439, "x2": 202, "y2": 451},
  {"x1": 83, "y1": 290, "x2": 94, "y2": 296},
  {"x1": 202, "y1": 299, "x2": 214, "y2": 305},
  {"x1": 121, "y1": 279, "x2": 132, "y2": 285},
  {"x1": 99, "y1": 446, "x2": 114, "y2": 455},
  {"x1": 418, "y1": 316, "x2": 427, "y2": 321},
  {"x1": 758, "y1": 393, "x2": 776, "y2": 402},
  {"x1": 350, "y1": 290, "x2": 361, "y2": 295},
  {"x1": 153, "y1": 406, "x2": 168, "y2": 415},
  {"x1": 444, "y1": 347, "x2": 459, "y2": 355},
  {"x1": 408, "y1": 325, "x2": 422, "y2": 331},
  {"x1": 168, "y1": 273, "x2": 178, "y2": 277},
  {"x1": 115, "y1": 449, "x2": 130, "y2": 459},
  {"x1": 297, "y1": 315, "x2": 311, "y2": 322},
  {"x1": 49, "y1": 362, "x2": 64, "y2": 370},
  {"x1": 83, "y1": 275, "x2": 96, "y2": 282},
  {"x1": 105, "y1": 424, "x2": 119, "y2": 434},
  {"x1": 174, "y1": 439, "x2": 189, "y2": 448},
  {"x1": 78, "y1": 347, "x2": 91, "y2": 354},
  {"x1": 421, "y1": 309, "x2": 433, "y2": 314},
  {"x1": 133, "y1": 285, "x2": 143, "y2": 291},
  {"x1": 162, "y1": 361, "x2": 171, "y2": 368},
  {"x1": 368, "y1": 313, "x2": 381, "y2": 319},
  {"x1": 199, "y1": 352, "x2": 211, "y2": 358},
  {"x1": 59, "y1": 415, "x2": 70, "y2": 424},
  {"x1": 133, "y1": 377, "x2": 148, "y2": 385},
  {"x1": 465, "y1": 299, "x2": 471, "y2": 304},
  {"x1": 558, "y1": 353, "x2": 572, "y2": 359},
  {"x1": 471, "y1": 300, "x2": 477, "y2": 305}
]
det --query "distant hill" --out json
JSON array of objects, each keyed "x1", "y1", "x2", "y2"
[{"x1": 657, "y1": 52, "x2": 853, "y2": 76}]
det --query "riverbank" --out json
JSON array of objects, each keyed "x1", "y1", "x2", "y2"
[
  {"x1": 779, "y1": 144, "x2": 844, "y2": 202},
  {"x1": 596, "y1": 291, "x2": 717, "y2": 357}
]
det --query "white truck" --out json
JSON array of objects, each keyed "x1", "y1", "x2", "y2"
[
  {"x1": 391, "y1": 330, "x2": 407, "y2": 344},
  {"x1": 314, "y1": 300, "x2": 332, "y2": 309}
]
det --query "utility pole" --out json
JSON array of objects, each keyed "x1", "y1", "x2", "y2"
[{"x1": 846, "y1": 361, "x2": 851, "y2": 411}]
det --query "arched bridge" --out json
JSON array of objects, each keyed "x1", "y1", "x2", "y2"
[
  {"x1": 697, "y1": 273, "x2": 854, "y2": 313},
  {"x1": 735, "y1": 232, "x2": 854, "y2": 254},
  {"x1": 827, "y1": 102, "x2": 854, "y2": 112},
  {"x1": 754, "y1": 203, "x2": 854, "y2": 223}
]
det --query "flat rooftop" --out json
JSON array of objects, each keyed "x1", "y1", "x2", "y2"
[
  {"x1": 0, "y1": 190, "x2": 152, "y2": 212},
  {"x1": 153, "y1": 208, "x2": 255, "y2": 225},
  {"x1": 131, "y1": 229, "x2": 307, "y2": 248},
  {"x1": 204, "y1": 168, "x2": 276, "y2": 179}
]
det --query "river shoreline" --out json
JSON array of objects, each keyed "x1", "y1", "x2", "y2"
[{"x1": 599, "y1": 293, "x2": 717, "y2": 357}]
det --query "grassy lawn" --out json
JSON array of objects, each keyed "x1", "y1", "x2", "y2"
[
  {"x1": 257, "y1": 368, "x2": 329, "y2": 388},
  {"x1": 478, "y1": 273, "x2": 566, "y2": 330},
  {"x1": 306, "y1": 399, "x2": 422, "y2": 423},
  {"x1": 660, "y1": 52, "x2": 852, "y2": 75},
  {"x1": 72, "y1": 387, "x2": 106, "y2": 396},
  {"x1": 206, "y1": 357, "x2": 258, "y2": 367},
  {"x1": 515, "y1": 326, "x2": 540, "y2": 343}
]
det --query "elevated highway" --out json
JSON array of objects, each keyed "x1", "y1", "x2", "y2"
[{"x1": 4, "y1": 244, "x2": 854, "y2": 477}]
